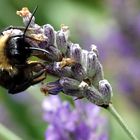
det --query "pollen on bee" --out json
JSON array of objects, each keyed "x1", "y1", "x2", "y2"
[{"x1": 0, "y1": 34, "x2": 18, "y2": 75}]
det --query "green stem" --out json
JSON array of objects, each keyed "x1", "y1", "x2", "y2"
[
  {"x1": 107, "y1": 104, "x2": 138, "y2": 140},
  {"x1": 0, "y1": 123, "x2": 22, "y2": 140}
]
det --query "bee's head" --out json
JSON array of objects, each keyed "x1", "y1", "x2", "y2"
[
  {"x1": 4, "y1": 6, "x2": 49, "y2": 66},
  {"x1": 5, "y1": 6, "x2": 38, "y2": 66},
  {"x1": 6, "y1": 36, "x2": 31, "y2": 65}
]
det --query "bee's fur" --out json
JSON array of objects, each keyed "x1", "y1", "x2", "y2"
[
  {"x1": 0, "y1": 7, "x2": 48, "y2": 94},
  {"x1": 0, "y1": 34, "x2": 17, "y2": 74}
]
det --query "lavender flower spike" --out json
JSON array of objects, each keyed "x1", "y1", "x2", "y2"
[
  {"x1": 17, "y1": 7, "x2": 112, "y2": 107},
  {"x1": 42, "y1": 96, "x2": 108, "y2": 140},
  {"x1": 16, "y1": 7, "x2": 139, "y2": 140}
]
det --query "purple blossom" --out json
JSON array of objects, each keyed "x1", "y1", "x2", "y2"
[
  {"x1": 16, "y1": 7, "x2": 113, "y2": 107},
  {"x1": 97, "y1": 0, "x2": 140, "y2": 107},
  {"x1": 42, "y1": 96, "x2": 108, "y2": 140}
]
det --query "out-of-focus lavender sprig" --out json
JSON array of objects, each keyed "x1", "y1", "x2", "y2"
[
  {"x1": 16, "y1": 7, "x2": 138, "y2": 140},
  {"x1": 42, "y1": 96, "x2": 108, "y2": 140},
  {"x1": 103, "y1": 0, "x2": 140, "y2": 107}
]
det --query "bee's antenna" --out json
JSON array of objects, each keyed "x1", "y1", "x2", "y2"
[
  {"x1": 28, "y1": 47, "x2": 50, "y2": 55},
  {"x1": 23, "y1": 6, "x2": 38, "y2": 37}
]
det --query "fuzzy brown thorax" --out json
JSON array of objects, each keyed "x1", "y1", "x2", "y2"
[{"x1": 0, "y1": 34, "x2": 17, "y2": 74}]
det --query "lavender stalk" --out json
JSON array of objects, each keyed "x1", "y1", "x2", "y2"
[
  {"x1": 107, "y1": 104, "x2": 138, "y2": 140},
  {"x1": 0, "y1": 123, "x2": 22, "y2": 140}
]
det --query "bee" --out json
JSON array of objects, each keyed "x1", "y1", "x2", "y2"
[{"x1": 0, "y1": 7, "x2": 49, "y2": 94}]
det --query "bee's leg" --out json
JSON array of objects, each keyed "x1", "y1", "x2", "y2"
[
  {"x1": 27, "y1": 60, "x2": 40, "y2": 65},
  {"x1": 14, "y1": 61, "x2": 44, "y2": 69},
  {"x1": 30, "y1": 69, "x2": 46, "y2": 84},
  {"x1": 8, "y1": 69, "x2": 46, "y2": 94},
  {"x1": 31, "y1": 75, "x2": 46, "y2": 85},
  {"x1": 8, "y1": 83, "x2": 29, "y2": 94},
  {"x1": 27, "y1": 61, "x2": 46, "y2": 72},
  {"x1": 28, "y1": 61, "x2": 47, "y2": 77}
]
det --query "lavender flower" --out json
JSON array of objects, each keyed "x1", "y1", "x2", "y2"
[
  {"x1": 99, "y1": 0, "x2": 140, "y2": 107},
  {"x1": 16, "y1": 7, "x2": 113, "y2": 107},
  {"x1": 13, "y1": 7, "x2": 139, "y2": 140},
  {"x1": 42, "y1": 96, "x2": 108, "y2": 140}
]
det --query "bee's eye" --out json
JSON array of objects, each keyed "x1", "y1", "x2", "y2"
[
  {"x1": 10, "y1": 48, "x2": 20, "y2": 56},
  {"x1": 6, "y1": 37, "x2": 31, "y2": 65},
  {"x1": 0, "y1": 32, "x2": 4, "y2": 36}
]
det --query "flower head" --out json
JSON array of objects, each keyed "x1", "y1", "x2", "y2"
[
  {"x1": 16, "y1": 7, "x2": 113, "y2": 107},
  {"x1": 42, "y1": 96, "x2": 108, "y2": 140}
]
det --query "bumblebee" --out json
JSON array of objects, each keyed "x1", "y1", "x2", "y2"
[{"x1": 0, "y1": 7, "x2": 49, "y2": 94}]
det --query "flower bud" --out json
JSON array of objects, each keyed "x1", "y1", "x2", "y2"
[
  {"x1": 84, "y1": 86, "x2": 107, "y2": 107},
  {"x1": 56, "y1": 31, "x2": 67, "y2": 54},
  {"x1": 99, "y1": 79, "x2": 112, "y2": 105},
  {"x1": 68, "y1": 43, "x2": 82, "y2": 63},
  {"x1": 91, "y1": 62, "x2": 104, "y2": 88},
  {"x1": 45, "y1": 62, "x2": 72, "y2": 78},
  {"x1": 81, "y1": 49, "x2": 88, "y2": 72},
  {"x1": 59, "y1": 77, "x2": 83, "y2": 97},
  {"x1": 60, "y1": 24, "x2": 69, "y2": 40},
  {"x1": 86, "y1": 51, "x2": 97, "y2": 78},
  {"x1": 41, "y1": 80, "x2": 63, "y2": 95},
  {"x1": 43, "y1": 24, "x2": 55, "y2": 46},
  {"x1": 71, "y1": 63, "x2": 87, "y2": 81},
  {"x1": 90, "y1": 44, "x2": 99, "y2": 57},
  {"x1": 17, "y1": 7, "x2": 35, "y2": 27},
  {"x1": 60, "y1": 77, "x2": 80, "y2": 90},
  {"x1": 45, "y1": 45, "x2": 63, "y2": 61}
]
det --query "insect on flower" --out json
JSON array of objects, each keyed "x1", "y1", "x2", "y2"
[
  {"x1": 16, "y1": 7, "x2": 113, "y2": 107},
  {"x1": 0, "y1": 6, "x2": 50, "y2": 94}
]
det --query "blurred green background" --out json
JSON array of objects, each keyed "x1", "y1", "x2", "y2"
[{"x1": 0, "y1": 0, "x2": 140, "y2": 140}]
